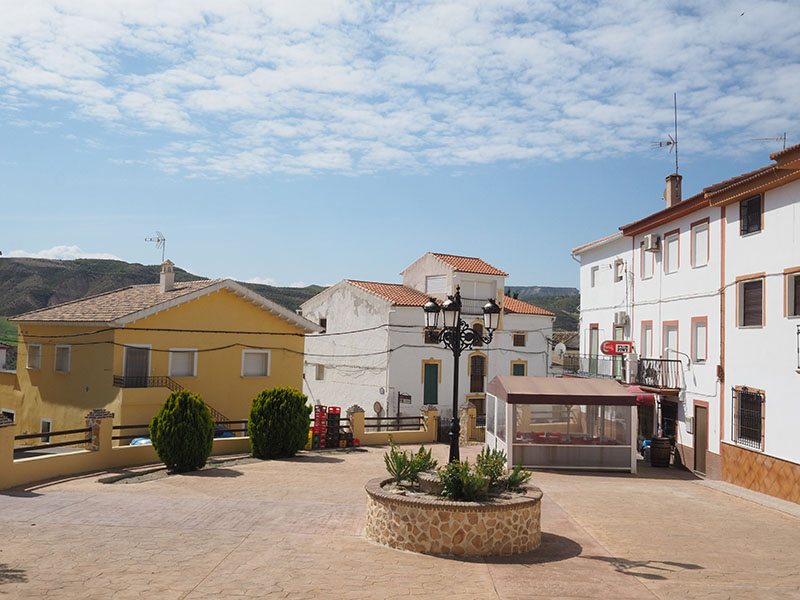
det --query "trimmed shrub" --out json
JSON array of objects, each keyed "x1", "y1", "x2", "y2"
[
  {"x1": 248, "y1": 386, "x2": 311, "y2": 459},
  {"x1": 149, "y1": 390, "x2": 214, "y2": 473},
  {"x1": 476, "y1": 446, "x2": 507, "y2": 488},
  {"x1": 438, "y1": 460, "x2": 488, "y2": 501}
]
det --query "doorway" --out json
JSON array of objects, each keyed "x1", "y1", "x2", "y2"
[
  {"x1": 124, "y1": 346, "x2": 150, "y2": 387},
  {"x1": 694, "y1": 404, "x2": 708, "y2": 474}
]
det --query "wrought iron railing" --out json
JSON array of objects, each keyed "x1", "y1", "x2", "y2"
[
  {"x1": 14, "y1": 426, "x2": 92, "y2": 453},
  {"x1": 732, "y1": 387, "x2": 763, "y2": 450},
  {"x1": 364, "y1": 416, "x2": 424, "y2": 431},
  {"x1": 112, "y1": 375, "x2": 182, "y2": 391},
  {"x1": 635, "y1": 358, "x2": 682, "y2": 390}
]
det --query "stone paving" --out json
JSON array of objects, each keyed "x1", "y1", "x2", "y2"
[{"x1": 1, "y1": 444, "x2": 799, "y2": 599}]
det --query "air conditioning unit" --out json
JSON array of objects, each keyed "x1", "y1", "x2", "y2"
[
  {"x1": 643, "y1": 234, "x2": 660, "y2": 252},
  {"x1": 614, "y1": 311, "x2": 629, "y2": 326}
]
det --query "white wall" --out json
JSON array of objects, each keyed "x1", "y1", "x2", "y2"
[{"x1": 723, "y1": 178, "x2": 800, "y2": 463}]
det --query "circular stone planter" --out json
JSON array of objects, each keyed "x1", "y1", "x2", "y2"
[{"x1": 364, "y1": 477, "x2": 543, "y2": 557}]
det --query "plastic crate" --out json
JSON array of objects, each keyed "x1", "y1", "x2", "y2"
[
  {"x1": 328, "y1": 406, "x2": 341, "y2": 415},
  {"x1": 339, "y1": 440, "x2": 347, "y2": 448}
]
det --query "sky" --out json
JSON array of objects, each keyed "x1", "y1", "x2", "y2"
[{"x1": 1, "y1": 0, "x2": 799, "y2": 288}]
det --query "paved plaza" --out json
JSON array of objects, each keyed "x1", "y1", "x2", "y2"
[{"x1": 1, "y1": 444, "x2": 799, "y2": 599}]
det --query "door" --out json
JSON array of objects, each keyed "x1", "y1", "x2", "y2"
[
  {"x1": 124, "y1": 346, "x2": 150, "y2": 387},
  {"x1": 694, "y1": 404, "x2": 708, "y2": 474},
  {"x1": 589, "y1": 326, "x2": 599, "y2": 375},
  {"x1": 423, "y1": 363, "x2": 438, "y2": 405}
]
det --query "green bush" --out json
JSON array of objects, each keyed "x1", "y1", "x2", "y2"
[
  {"x1": 475, "y1": 446, "x2": 506, "y2": 488},
  {"x1": 438, "y1": 460, "x2": 487, "y2": 501},
  {"x1": 149, "y1": 390, "x2": 214, "y2": 473},
  {"x1": 500, "y1": 463, "x2": 532, "y2": 491},
  {"x1": 248, "y1": 386, "x2": 311, "y2": 459},
  {"x1": 410, "y1": 444, "x2": 438, "y2": 478},
  {"x1": 384, "y1": 440, "x2": 413, "y2": 482}
]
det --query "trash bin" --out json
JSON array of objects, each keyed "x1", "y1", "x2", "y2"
[{"x1": 650, "y1": 437, "x2": 672, "y2": 468}]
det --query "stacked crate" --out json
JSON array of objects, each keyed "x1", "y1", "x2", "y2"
[
  {"x1": 311, "y1": 405, "x2": 327, "y2": 449},
  {"x1": 326, "y1": 407, "x2": 341, "y2": 448},
  {"x1": 307, "y1": 405, "x2": 356, "y2": 450}
]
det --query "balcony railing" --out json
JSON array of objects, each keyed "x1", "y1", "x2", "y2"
[
  {"x1": 635, "y1": 358, "x2": 682, "y2": 390},
  {"x1": 567, "y1": 354, "x2": 625, "y2": 380},
  {"x1": 461, "y1": 297, "x2": 490, "y2": 316},
  {"x1": 112, "y1": 375, "x2": 182, "y2": 391}
]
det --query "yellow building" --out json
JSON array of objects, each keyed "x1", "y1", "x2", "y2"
[{"x1": 2, "y1": 261, "x2": 321, "y2": 439}]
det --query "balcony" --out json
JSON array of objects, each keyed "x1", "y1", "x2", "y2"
[
  {"x1": 635, "y1": 358, "x2": 682, "y2": 391},
  {"x1": 562, "y1": 355, "x2": 683, "y2": 392},
  {"x1": 460, "y1": 297, "x2": 490, "y2": 316},
  {"x1": 112, "y1": 375, "x2": 182, "y2": 392}
]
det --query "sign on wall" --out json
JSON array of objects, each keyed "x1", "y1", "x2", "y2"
[{"x1": 600, "y1": 340, "x2": 633, "y2": 355}]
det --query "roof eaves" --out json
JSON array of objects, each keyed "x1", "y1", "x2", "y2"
[{"x1": 571, "y1": 232, "x2": 623, "y2": 255}]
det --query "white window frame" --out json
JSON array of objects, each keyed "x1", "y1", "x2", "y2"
[
  {"x1": 613, "y1": 259, "x2": 624, "y2": 283},
  {"x1": 590, "y1": 266, "x2": 599, "y2": 287},
  {"x1": 40, "y1": 418, "x2": 52, "y2": 443},
  {"x1": 27, "y1": 343, "x2": 42, "y2": 370},
  {"x1": 691, "y1": 319, "x2": 707, "y2": 363},
  {"x1": 315, "y1": 364, "x2": 325, "y2": 380},
  {"x1": 787, "y1": 271, "x2": 800, "y2": 318},
  {"x1": 168, "y1": 348, "x2": 198, "y2": 377},
  {"x1": 691, "y1": 221, "x2": 709, "y2": 268},
  {"x1": 54, "y1": 344, "x2": 71, "y2": 373},
  {"x1": 641, "y1": 323, "x2": 653, "y2": 358},
  {"x1": 738, "y1": 278, "x2": 764, "y2": 328},
  {"x1": 1, "y1": 408, "x2": 15, "y2": 423},
  {"x1": 664, "y1": 232, "x2": 679, "y2": 274},
  {"x1": 425, "y1": 275, "x2": 447, "y2": 294},
  {"x1": 241, "y1": 350, "x2": 270, "y2": 377},
  {"x1": 641, "y1": 244, "x2": 654, "y2": 280}
]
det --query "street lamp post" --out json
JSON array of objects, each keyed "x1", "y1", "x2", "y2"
[{"x1": 423, "y1": 285, "x2": 501, "y2": 463}]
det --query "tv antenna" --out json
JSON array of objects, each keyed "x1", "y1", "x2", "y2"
[
  {"x1": 651, "y1": 92, "x2": 679, "y2": 174},
  {"x1": 750, "y1": 133, "x2": 787, "y2": 150},
  {"x1": 144, "y1": 231, "x2": 166, "y2": 262}
]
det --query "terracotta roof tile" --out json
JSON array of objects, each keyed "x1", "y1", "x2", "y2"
[
  {"x1": 346, "y1": 280, "x2": 432, "y2": 307},
  {"x1": 11, "y1": 280, "x2": 222, "y2": 322},
  {"x1": 431, "y1": 253, "x2": 508, "y2": 276},
  {"x1": 503, "y1": 296, "x2": 554, "y2": 316}
]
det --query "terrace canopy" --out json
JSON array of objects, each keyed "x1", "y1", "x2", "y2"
[{"x1": 485, "y1": 376, "x2": 638, "y2": 473}]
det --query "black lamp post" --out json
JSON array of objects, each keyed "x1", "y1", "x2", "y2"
[{"x1": 423, "y1": 285, "x2": 501, "y2": 463}]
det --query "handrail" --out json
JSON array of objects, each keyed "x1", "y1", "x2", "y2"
[
  {"x1": 15, "y1": 426, "x2": 92, "y2": 441},
  {"x1": 635, "y1": 358, "x2": 682, "y2": 389}
]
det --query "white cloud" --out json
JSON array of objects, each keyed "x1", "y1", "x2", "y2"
[
  {"x1": 288, "y1": 281, "x2": 307, "y2": 288},
  {"x1": 5, "y1": 245, "x2": 120, "y2": 260},
  {"x1": 245, "y1": 276, "x2": 277, "y2": 286},
  {"x1": 1, "y1": 1, "x2": 798, "y2": 177}
]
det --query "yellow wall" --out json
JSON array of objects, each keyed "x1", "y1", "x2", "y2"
[{"x1": 7, "y1": 288, "x2": 308, "y2": 436}]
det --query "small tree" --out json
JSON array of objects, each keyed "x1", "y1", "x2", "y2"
[
  {"x1": 149, "y1": 390, "x2": 214, "y2": 473},
  {"x1": 248, "y1": 386, "x2": 311, "y2": 459}
]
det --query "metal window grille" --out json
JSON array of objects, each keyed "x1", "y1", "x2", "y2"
[
  {"x1": 513, "y1": 333, "x2": 526, "y2": 347},
  {"x1": 470, "y1": 355, "x2": 485, "y2": 393},
  {"x1": 733, "y1": 387, "x2": 763, "y2": 449},
  {"x1": 740, "y1": 195, "x2": 761, "y2": 235},
  {"x1": 423, "y1": 328, "x2": 440, "y2": 344}
]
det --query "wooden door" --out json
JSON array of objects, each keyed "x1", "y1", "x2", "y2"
[{"x1": 694, "y1": 404, "x2": 708, "y2": 474}]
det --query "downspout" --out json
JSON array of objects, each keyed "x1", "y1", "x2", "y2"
[{"x1": 719, "y1": 206, "x2": 726, "y2": 447}]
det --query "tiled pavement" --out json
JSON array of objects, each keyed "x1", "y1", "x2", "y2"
[{"x1": 1, "y1": 445, "x2": 799, "y2": 599}]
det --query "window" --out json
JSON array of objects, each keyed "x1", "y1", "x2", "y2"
[
  {"x1": 54, "y1": 345, "x2": 71, "y2": 373},
  {"x1": 425, "y1": 275, "x2": 447, "y2": 294},
  {"x1": 423, "y1": 362, "x2": 439, "y2": 405},
  {"x1": 613, "y1": 259, "x2": 624, "y2": 282},
  {"x1": 640, "y1": 243, "x2": 654, "y2": 279},
  {"x1": 513, "y1": 332, "x2": 526, "y2": 347},
  {"x1": 469, "y1": 354, "x2": 486, "y2": 393},
  {"x1": 511, "y1": 361, "x2": 526, "y2": 376},
  {"x1": 590, "y1": 266, "x2": 599, "y2": 287},
  {"x1": 319, "y1": 318, "x2": 327, "y2": 333},
  {"x1": 740, "y1": 195, "x2": 762, "y2": 235},
  {"x1": 786, "y1": 270, "x2": 800, "y2": 317},
  {"x1": 315, "y1": 364, "x2": 325, "y2": 380},
  {"x1": 1, "y1": 409, "x2": 15, "y2": 423},
  {"x1": 169, "y1": 349, "x2": 197, "y2": 377},
  {"x1": 664, "y1": 231, "x2": 679, "y2": 274},
  {"x1": 27, "y1": 344, "x2": 41, "y2": 370},
  {"x1": 733, "y1": 387, "x2": 763, "y2": 449},
  {"x1": 40, "y1": 418, "x2": 52, "y2": 443},
  {"x1": 691, "y1": 318, "x2": 707, "y2": 362},
  {"x1": 471, "y1": 322, "x2": 484, "y2": 347},
  {"x1": 640, "y1": 322, "x2": 653, "y2": 358},
  {"x1": 589, "y1": 325, "x2": 599, "y2": 375},
  {"x1": 241, "y1": 350, "x2": 269, "y2": 377},
  {"x1": 691, "y1": 221, "x2": 709, "y2": 268},
  {"x1": 424, "y1": 328, "x2": 440, "y2": 344},
  {"x1": 738, "y1": 278, "x2": 764, "y2": 327},
  {"x1": 662, "y1": 322, "x2": 678, "y2": 359}
]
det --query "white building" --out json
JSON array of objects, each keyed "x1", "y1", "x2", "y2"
[
  {"x1": 572, "y1": 144, "x2": 800, "y2": 503},
  {"x1": 301, "y1": 252, "x2": 555, "y2": 421}
]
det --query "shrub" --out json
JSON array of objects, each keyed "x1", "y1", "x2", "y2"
[
  {"x1": 475, "y1": 446, "x2": 506, "y2": 488},
  {"x1": 438, "y1": 460, "x2": 487, "y2": 501},
  {"x1": 410, "y1": 444, "x2": 438, "y2": 479},
  {"x1": 149, "y1": 390, "x2": 214, "y2": 473},
  {"x1": 248, "y1": 386, "x2": 311, "y2": 459},
  {"x1": 500, "y1": 463, "x2": 532, "y2": 491},
  {"x1": 384, "y1": 440, "x2": 438, "y2": 483}
]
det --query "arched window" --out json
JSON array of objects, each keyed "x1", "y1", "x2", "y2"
[{"x1": 470, "y1": 354, "x2": 486, "y2": 393}]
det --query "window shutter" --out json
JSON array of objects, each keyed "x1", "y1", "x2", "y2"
[
  {"x1": 470, "y1": 355, "x2": 486, "y2": 393},
  {"x1": 794, "y1": 275, "x2": 800, "y2": 316},
  {"x1": 742, "y1": 280, "x2": 762, "y2": 326},
  {"x1": 171, "y1": 351, "x2": 194, "y2": 377}
]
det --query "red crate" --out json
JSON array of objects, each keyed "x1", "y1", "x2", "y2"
[
  {"x1": 353, "y1": 438, "x2": 360, "y2": 447},
  {"x1": 328, "y1": 406, "x2": 341, "y2": 415}
]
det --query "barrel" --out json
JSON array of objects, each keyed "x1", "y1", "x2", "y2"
[{"x1": 650, "y1": 437, "x2": 672, "y2": 468}]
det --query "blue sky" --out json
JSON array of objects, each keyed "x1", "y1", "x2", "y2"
[{"x1": 1, "y1": 1, "x2": 798, "y2": 288}]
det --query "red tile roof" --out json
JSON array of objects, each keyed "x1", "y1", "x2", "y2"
[
  {"x1": 431, "y1": 253, "x2": 508, "y2": 276},
  {"x1": 346, "y1": 280, "x2": 432, "y2": 306},
  {"x1": 503, "y1": 296, "x2": 554, "y2": 316}
]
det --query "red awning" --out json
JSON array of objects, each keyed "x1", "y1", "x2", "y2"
[
  {"x1": 625, "y1": 385, "x2": 656, "y2": 406},
  {"x1": 487, "y1": 376, "x2": 637, "y2": 406}
]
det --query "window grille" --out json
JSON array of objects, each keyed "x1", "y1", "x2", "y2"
[
  {"x1": 740, "y1": 195, "x2": 761, "y2": 235},
  {"x1": 732, "y1": 387, "x2": 763, "y2": 449},
  {"x1": 470, "y1": 355, "x2": 486, "y2": 393}
]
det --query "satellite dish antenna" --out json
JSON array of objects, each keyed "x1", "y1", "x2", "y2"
[
  {"x1": 144, "y1": 231, "x2": 166, "y2": 262},
  {"x1": 651, "y1": 92, "x2": 680, "y2": 174},
  {"x1": 373, "y1": 401, "x2": 383, "y2": 415}
]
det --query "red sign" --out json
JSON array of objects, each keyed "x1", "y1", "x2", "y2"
[{"x1": 601, "y1": 340, "x2": 633, "y2": 355}]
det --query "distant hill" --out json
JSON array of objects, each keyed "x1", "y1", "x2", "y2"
[
  {"x1": 0, "y1": 257, "x2": 324, "y2": 323},
  {"x1": 505, "y1": 286, "x2": 579, "y2": 332}
]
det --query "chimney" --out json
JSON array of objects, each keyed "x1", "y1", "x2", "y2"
[
  {"x1": 160, "y1": 259, "x2": 175, "y2": 292},
  {"x1": 664, "y1": 173, "x2": 682, "y2": 208}
]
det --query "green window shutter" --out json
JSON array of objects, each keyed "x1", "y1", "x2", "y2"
[
  {"x1": 423, "y1": 363, "x2": 438, "y2": 405},
  {"x1": 512, "y1": 363, "x2": 525, "y2": 377}
]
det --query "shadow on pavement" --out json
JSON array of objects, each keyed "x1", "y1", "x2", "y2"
[
  {"x1": 580, "y1": 555, "x2": 704, "y2": 580},
  {"x1": 533, "y1": 461, "x2": 698, "y2": 482},
  {"x1": 181, "y1": 468, "x2": 243, "y2": 478},
  {"x1": 280, "y1": 454, "x2": 345, "y2": 464},
  {"x1": 436, "y1": 533, "x2": 583, "y2": 565},
  {"x1": 0, "y1": 563, "x2": 27, "y2": 586}
]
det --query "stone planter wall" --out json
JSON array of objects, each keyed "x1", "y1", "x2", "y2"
[{"x1": 364, "y1": 477, "x2": 542, "y2": 557}]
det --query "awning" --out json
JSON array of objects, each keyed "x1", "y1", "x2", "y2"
[
  {"x1": 487, "y1": 376, "x2": 637, "y2": 406},
  {"x1": 625, "y1": 385, "x2": 656, "y2": 406}
]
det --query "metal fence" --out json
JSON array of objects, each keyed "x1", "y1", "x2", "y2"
[
  {"x1": 14, "y1": 426, "x2": 92, "y2": 453},
  {"x1": 364, "y1": 416, "x2": 424, "y2": 431},
  {"x1": 636, "y1": 358, "x2": 682, "y2": 390}
]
